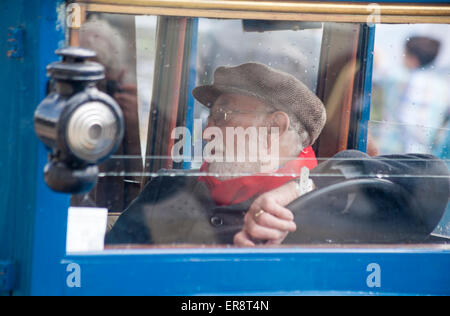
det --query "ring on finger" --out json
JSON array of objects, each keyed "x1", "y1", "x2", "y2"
[{"x1": 254, "y1": 210, "x2": 265, "y2": 219}]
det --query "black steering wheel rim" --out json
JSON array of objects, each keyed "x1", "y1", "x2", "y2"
[
  {"x1": 283, "y1": 178, "x2": 428, "y2": 244},
  {"x1": 287, "y1": 178, "x2": 415, "y2": 213}
]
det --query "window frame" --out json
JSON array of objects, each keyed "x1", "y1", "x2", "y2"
[
  {"x1": 23, "y1": 0, "x2": 450, "y2": 295},
  {"x1": 73, "y1": 0, "x2": 450, "y2": 24}
]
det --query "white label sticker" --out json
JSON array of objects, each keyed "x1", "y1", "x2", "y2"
[{"x1": 66, "y1": 207, "x2": 108, "y2": 253}]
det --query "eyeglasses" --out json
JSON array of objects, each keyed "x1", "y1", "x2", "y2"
[{"x1": 208, "y1": 107, "x2": 273, "y2": 125}]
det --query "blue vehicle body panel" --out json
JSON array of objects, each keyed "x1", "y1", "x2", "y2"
[
  {"x1": 61, "y1": 248, "x2": 450, "y2": 296},
  {"x1": 0, "y1": 0, "x2": 70, "y2": 296}
]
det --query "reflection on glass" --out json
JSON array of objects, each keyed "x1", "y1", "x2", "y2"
[
  {"x1": 369, "y1": 24, "x2": 450, "y2": 237},
  {"x1": 73, "y1": 14, "x2": 144, "y2": 231},
  {"x1": 136, "y1": 16, "x2": 158, "y2": 159},
  {"x1": 67, "y1": 15, "x2": 450, "y2": 252},
  {"x1": 370, "y1": 25, "x2": 450, "y2": 156},
  {"x1": 193, "y1": 19, "x2": 323, "y2": 169}
]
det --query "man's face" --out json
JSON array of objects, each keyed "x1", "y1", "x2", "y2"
[
  {"x1": 207, "y1": 94, "x2": 269, "y2": 129},
  {"x1": 203, "y1": 93, "x2": 277, "y2": 179}
]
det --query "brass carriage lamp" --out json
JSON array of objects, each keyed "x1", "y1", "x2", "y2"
[{"x1": 34, "y1": 47, "x2": 124, "y2": 194}]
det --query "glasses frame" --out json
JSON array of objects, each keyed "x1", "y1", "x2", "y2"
[{"x1": 208, "y1": 107, "x2": 275, "y2": 125}]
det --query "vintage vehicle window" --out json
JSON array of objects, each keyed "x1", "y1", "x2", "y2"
[
  {"x1": 368, "y1": 24, "x2": 450, "y2": 238},
  {"x1": 66, "y1": 13, "x2": 450, "y2": 252}
]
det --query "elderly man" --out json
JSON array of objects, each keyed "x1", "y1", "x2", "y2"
[{"x1": 106, "y1": 63, "x2": 449, "y2": 246}]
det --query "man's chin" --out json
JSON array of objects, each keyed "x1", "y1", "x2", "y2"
[{"x1": 208, "y1": 162, "x2": 262, "y2": 181}]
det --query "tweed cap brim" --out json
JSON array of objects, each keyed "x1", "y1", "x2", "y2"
[
  {"x1": 193, "y1": 85, "x2": 264, "y2": 108},
  {"x1": 192, "y1": 62, "x2": 327, "y2": 147}
]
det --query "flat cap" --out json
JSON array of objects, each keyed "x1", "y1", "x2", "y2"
[{"x1": 193, "y1": 62, "x2": 326, "y2": 147}]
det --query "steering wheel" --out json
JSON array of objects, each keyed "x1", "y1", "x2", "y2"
[{"x1": 283, "y1": 178, "x2": 429, "y2": 244}]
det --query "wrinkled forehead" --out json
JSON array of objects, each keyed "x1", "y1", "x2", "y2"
[{"x1": 212, "y1": 93, "x2": 272, "y2": 112}]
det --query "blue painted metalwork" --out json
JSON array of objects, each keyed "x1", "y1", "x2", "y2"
[
  {"x1": 7, "y1": 27, "x2": 24, "y2": 59},
  {"x1": 357, "y1": 26, "x2": 376, "y2": 152},
  {"x1": 0, "y1": 0, "x2": 43, "y2": 295},
  {"x1": 0, "y1": 261, "x2": 16, "y2": 292},
  {"x1": 29, "y1": 0, "x2": 71, "y2": 296},
  {"x1": 0, "y1": 0, "x2": 69, "y2": 296},
  {"x1": 62, "y1": 248, "x2": 450, "y2": 296}
]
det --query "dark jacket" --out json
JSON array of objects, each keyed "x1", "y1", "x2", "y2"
[{"x1": 105, "y1": 150, "x2": 450, "y2": 245}]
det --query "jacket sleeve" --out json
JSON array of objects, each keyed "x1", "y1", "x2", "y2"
[
  {"x1": 105, "y1": 173, "x2": 221, "y2": 245},
  {"x1": 104, "y1": 176, "x2": 164, "y2": 245}
]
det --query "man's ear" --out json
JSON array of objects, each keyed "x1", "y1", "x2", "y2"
[{"x1": 269, "y1": 111, "x2": 290, "y2": 136}]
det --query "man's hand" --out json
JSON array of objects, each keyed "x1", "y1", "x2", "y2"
[{"x1": 234, "y1": 181, "x2": 300, "y2": 247}]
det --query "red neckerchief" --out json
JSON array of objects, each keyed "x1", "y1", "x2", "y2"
[{"x1": 198, "y1": 146, "x2": 317, "y2": 206}]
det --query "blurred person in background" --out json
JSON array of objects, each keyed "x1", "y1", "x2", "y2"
[{"x1": 371, "y1": 36, "x2": 450, "y2": 156}]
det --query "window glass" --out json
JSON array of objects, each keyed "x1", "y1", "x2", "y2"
[
  {"x1": 192, "y1": 19, "x2": 323, "y2": 169},
  {"x1": 369, "y1": 24, "x2": 450, "y2": 237},
  {"x1": 67, "y1": 14, "x2": 450, "y2": 252},
  {"x1": 72, "y1": 13, "x2": 145, "y2": 222},
  {"x1": 136, "y1": 15, "x2": 158, "y2": 160}
]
